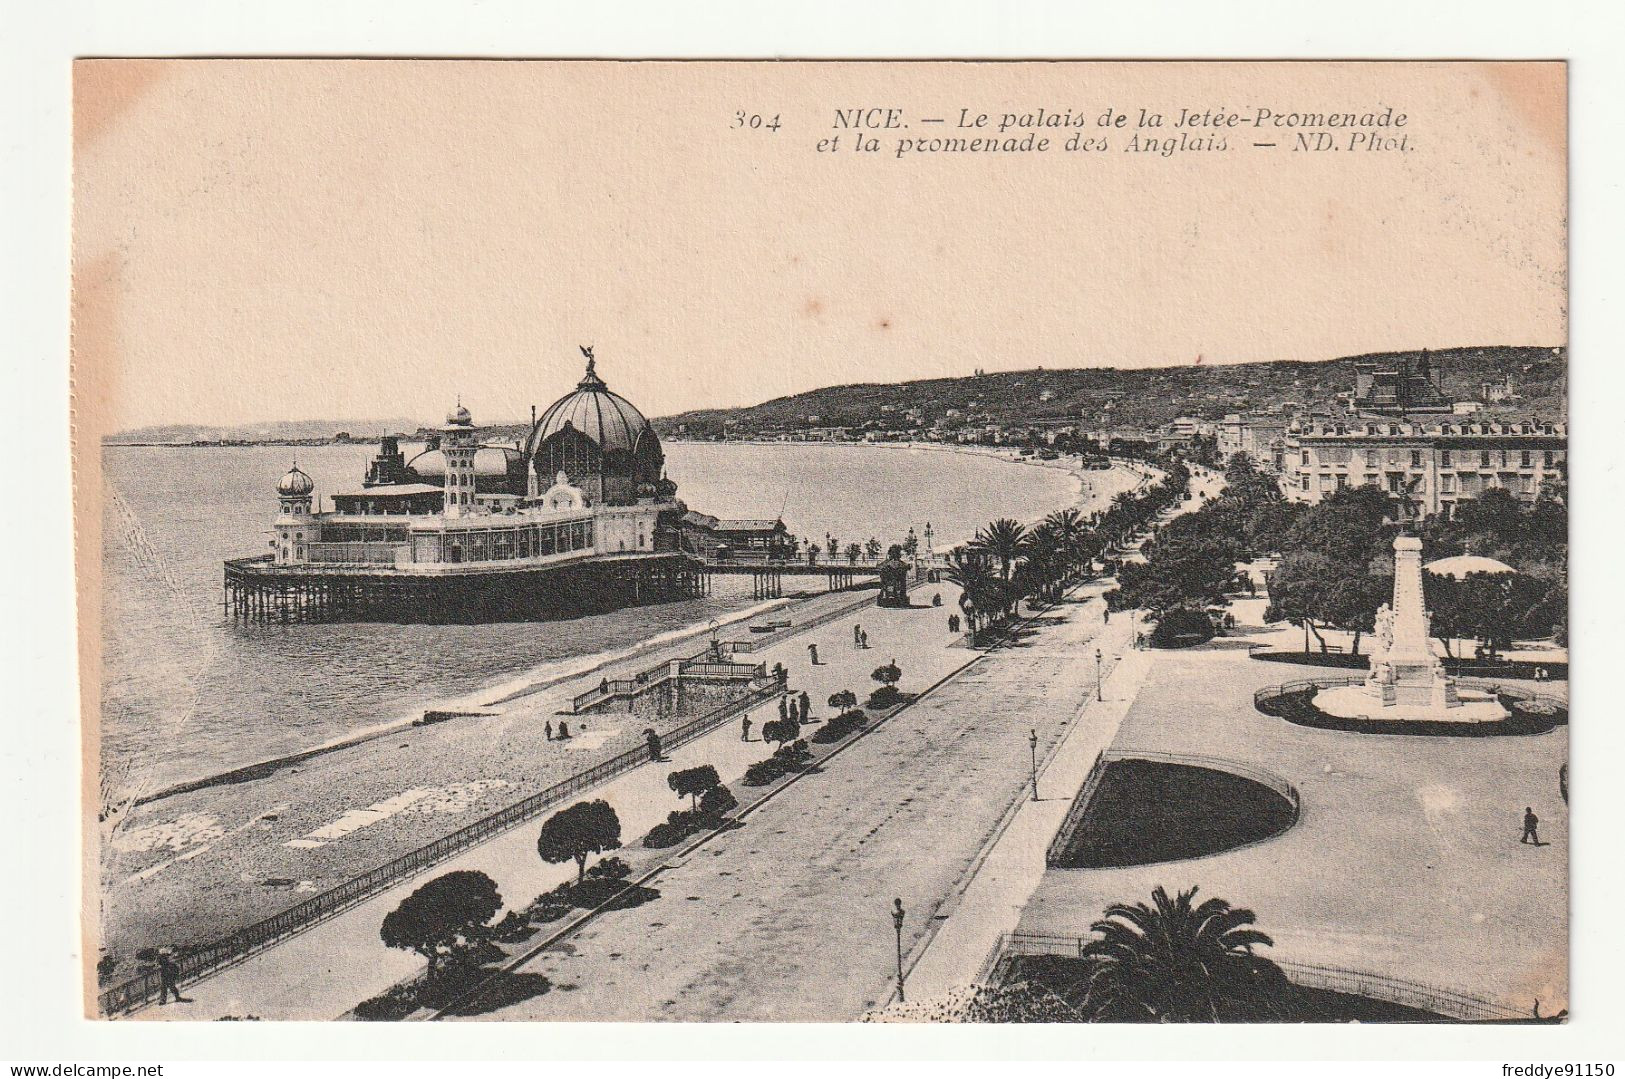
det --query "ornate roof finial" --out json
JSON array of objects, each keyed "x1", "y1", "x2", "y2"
[{"x1": 577, "y1": 345, "x2": 606, "y2": 390}]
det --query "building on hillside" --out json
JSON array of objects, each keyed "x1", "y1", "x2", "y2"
[
  {"x1": 1283, "y1": 418, "x2": 1566, "y2": 519},
  {"x1": 1351, "y1": 351, "x2": 1455, "y2": 415},
  {"x1": 1216, "y1": 412, "x2": 1290, "y2": 469}
]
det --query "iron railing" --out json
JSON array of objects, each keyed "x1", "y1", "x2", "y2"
[
  {"x1": 1045, "y1": 751, "x2": 1107, "y2": 868},
  {"x1": 1254, "y1": 676, "x2": 1568, "y2": 713},
  {"x1": 978, "y1": 932, "x2": 1529, "y2": 1021},
  {"x1": 98, "y1": 681, "x2": 782, "y2": 1017}
]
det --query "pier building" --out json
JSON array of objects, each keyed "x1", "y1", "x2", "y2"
[{"x1": 226, "y1": 352, "x2": 703, "y2": 623}]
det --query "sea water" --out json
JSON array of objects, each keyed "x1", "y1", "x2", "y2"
[{"x1": 99, "y1": 441, "x2": 1078, "y2": 793}]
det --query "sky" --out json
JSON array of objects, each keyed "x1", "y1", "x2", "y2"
[{"x1": 73, "y1": 60, "x2": 1566, "y2": 431}]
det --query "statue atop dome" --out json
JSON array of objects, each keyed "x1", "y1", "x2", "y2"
[
  {"x1": 526, "y1": 347, "x2": 665, "y2": 505},
  {"x1": 578, "y1": 344, "x2": 606, "y2": 390}
]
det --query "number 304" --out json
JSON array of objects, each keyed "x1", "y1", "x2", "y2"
[{"x1": 733, "y1": 112, "x2": 782, "y2": 131}]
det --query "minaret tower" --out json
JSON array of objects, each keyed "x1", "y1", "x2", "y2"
[
  {"x1": 441, "y1": 400, "x2": 479, "y2": 519},
  {"x1": 274, "y1": 462, "x2": 315, "y2": 565}
]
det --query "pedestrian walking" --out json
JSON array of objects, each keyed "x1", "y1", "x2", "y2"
[
  {"x1": 644, "y1": 727, "x2": 662, "y2": 762},
  {"x1": 545, "y1": 721, "x2": 554, "y2": 741},
  {"x1": 1521, "y1": 807, "x2": 1540, "y2": 845},
  {"x1": 799, "y1": 690, "x2": 810, "y2": 722},
  {"x1": 1103, "y1": 606, "x2": 1110, "y2": 624},
  {"x1": 860, "y1": 629, "x2": 869, "y2": 649},
  {"x1": 557, "y1": 720, "x2": 571, "y2": 740},
  {"x1": 808, "y1": 643, "x2": 820, "y2": 665},
  {"x1": 932, "y1": 593, "x2": 942, "y2": 607},
  {"x1": 157, "y1": 950, "x2": 190, "y2": 1005},
  {"x1": 741, "y1": 716, "x2": 752, "y2": 742},
  {"x1": 779, "y1": 696, "x2": 790, "y2": 723},
  {"x1": 853, "y1": 624, "x2": 862, "y2": 648}
]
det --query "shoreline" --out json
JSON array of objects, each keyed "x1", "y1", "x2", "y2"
[
  {"x1": 125, "y1": 593, "x2": 809, "y2": 809},
  {"x1": 113, "y1": 444, "x2": 1111, "y2": 810},
  {"x1": 99, "y1": 459, "x2": 1143, "y2": 962}
]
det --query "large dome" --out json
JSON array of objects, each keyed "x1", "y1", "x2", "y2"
[
  {"x1": 524, "y1": 359, "x2": 654, "y2": 459},
  {"x1": 523, "y1": 352, "x2": 666, "y2": 506}
]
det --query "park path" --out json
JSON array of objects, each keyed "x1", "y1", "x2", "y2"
[
  {"x1": 461, "y1": 586, "x2": 1125, "y2": 1022},
  {"x1": 131, "y1": 580, "x2": 972, "y2": 1021}
]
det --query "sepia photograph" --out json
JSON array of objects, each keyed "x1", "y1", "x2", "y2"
[{"x1": 67, "y1": 58, "x2": 1575, "y2": 1030}]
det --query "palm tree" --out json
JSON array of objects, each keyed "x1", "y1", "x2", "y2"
[
  {"x1": 1023, "y1": 522, "x2": 1066, "y2": 605},
  {"x1": 1077, "y1": 885, "x2": 1291, "y2": 1022},
  {"x1": 1043, "y1": 507, "x2": 1088, "y2": 575},
  {"x1": 971, "y1": 518, "x2": 1030, "y2": 583},
  {"x1": 944, "y1": 550, "x2": 998, "y2": 634}
]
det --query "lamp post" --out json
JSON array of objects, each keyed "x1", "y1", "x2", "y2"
[
  {"x1": 1095, "y1": 648, "x2": 1104, "y2": 702},
  {"x1": 708, "y1": 618, "x2": 721, "y2": 660},
  {"x1": 891, "y1": 898, "x2": 906, "y2": 1003},
  {"x1": 1028, "y1": 728, "x2": 1039, "y2": 801}
]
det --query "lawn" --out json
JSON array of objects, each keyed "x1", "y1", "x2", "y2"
[{"x1": 1051, "y1": 759, "x2": 1297, "y2": 869}]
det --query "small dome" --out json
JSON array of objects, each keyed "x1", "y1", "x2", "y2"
[
  {"x1": 446, "y1": 402, "x2": 473, "y2": 427},
  {"x1": 277, "y1": 464, "x2": 314, "y2": 497},
  {"x1": 1425, "y1": 554, "x2": 1516, "y2": 580},
  {"x1": 406, "y1": 445, "x2": 520, "y2": 480}
]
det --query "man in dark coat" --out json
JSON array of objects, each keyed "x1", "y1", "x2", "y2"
[
  {"x1": 157, "y1": 950, "x2": 190, "y2": 1005},
  {"x1": 1521, "y1": 807, "x2": 1540, "y2": 845}
]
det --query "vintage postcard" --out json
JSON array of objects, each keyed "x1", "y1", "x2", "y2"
[{"x1": 73, "y1": 59, "x2": 1567, "y2": 1024}]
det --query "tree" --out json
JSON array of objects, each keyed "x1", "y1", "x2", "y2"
[
  {"x1": 871, "y1": 660, "x2": 902, "y2": 689},
  {"x1": 1429, "y1": 569, "x2": 1562, "y2": 655},
  {"x1": 667, "y1": 765, "x2": 720, "y2": 811},
  {"x1": 945, "y1": 550, "x2": 1001, "y2": 632},
  {"x1": 827, "y1": 689, "x2": 859, "y2": 712},
  {"x1": 845, "y1": 542, "x2": 861, "y2": 564},
  {"x1": 971, "y1": 518, "x2": 1030, "y2": 583},
  {"x1": 537, "y1": 800, "x2": 622, "y2": 885},
  {"x1": 1264, "y1": 551, "x2": 1389, "y2": 653},
  {"x1": 1043, "y1": 507, "x2": 1088, "y2": 574},
  {"x1": 380, "y1": 870, "x2": 502, "y2": 978},
  {"x1": 864, "y1": 537, "x2": 882, "y2": 560},
  {"x1": 698, "y1": 783, "x2": 738, "y2": 819},
  {"x1": 1079, "y1": 885, "x2": 1289, "y2": 1022},
  {"x1": 761, "y1": 717, "x2": 798, "y2": 747}
]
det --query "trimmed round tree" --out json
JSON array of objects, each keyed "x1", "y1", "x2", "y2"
[
  {"x1": 538, "y1": 799, "x2": 622, "y2": 885},
  {"x1": 379, "y1": 870, "x2": 503, "y2": 978},
  {"x1": 668, "y1": 764, "x2": 721, "y2": 811}
]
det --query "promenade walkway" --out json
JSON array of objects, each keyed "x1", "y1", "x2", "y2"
[
  {"x1": 900, "y1": 620, "x2": 1146, "y2": 1001},
  {"x1": 464, "y1": 585, "x2": 1122, "y2": 1022},
  {"x1": 132, "y1": 581, "x2": 972, "y2": 1021}
]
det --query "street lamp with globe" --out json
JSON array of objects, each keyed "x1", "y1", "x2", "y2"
[
  {"x1": 1095, "y1": 648, "x2": 1104, "y2": 701},
  {"x1": 1028, "y1": 728, "x2": 1039, "y2": 801},
  {"x1": 891, "y1": 898, "x2": 906, "y2": 1003}
]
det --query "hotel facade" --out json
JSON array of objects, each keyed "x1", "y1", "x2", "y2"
[{"x1": 1283, "y1": 418, "x2": 1566, "y2": 518}]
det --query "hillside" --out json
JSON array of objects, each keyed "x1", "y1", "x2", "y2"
[{"x1": 654, "y1": 346, "x2": 1566, "y2": 439}]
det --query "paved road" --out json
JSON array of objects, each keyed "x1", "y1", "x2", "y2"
[{"x1": 466, "y1": 588, "x2": 1120, "y2": 1022}]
